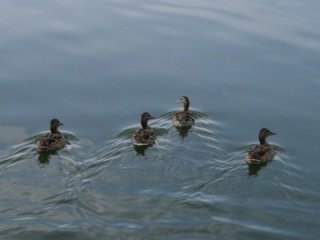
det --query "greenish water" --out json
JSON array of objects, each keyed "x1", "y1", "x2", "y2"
[{"x1": 0, "y1": 0, "x2": 319, "y2": 239}]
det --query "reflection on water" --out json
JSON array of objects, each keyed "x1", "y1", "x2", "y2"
[
  {"x1": 175, "y1": 126, "x2": 191, "y2": 138},
  {"x1": 1, "y1": 0, "x2": 320, "y2": 239},
  {"x1": 228, "y1": 144, "x2": 286, "y2": 176},
  {"x1": 0, "y1": 113, "x2": 315, "y2": 240},
  {"x1": 133, "y1": 145, "x2": 149, "y2": 156},
  {"x1": 37, "y1": 151, "x2": 52, "y2": 164},
  {"x1": 0, "y1": 132, "x2": 80, "y2": 168}
]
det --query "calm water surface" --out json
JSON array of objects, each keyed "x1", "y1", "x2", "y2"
[{"x1": 0, "y1": 0, "x2": 319, "y2": 239}]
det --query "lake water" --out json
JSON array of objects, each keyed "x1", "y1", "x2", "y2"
[{"x1": 0, "y1": 0, "x2": 319, "y2": 239}]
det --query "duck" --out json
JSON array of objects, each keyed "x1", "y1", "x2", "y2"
[
  {"x1": 37, "y1": 118, "x2": 66, "y2": 152},
  {"x1": 172, "y1": 96, "x2": 194, "y2": 128},
  {"x1": 132, "y1": 112, "x2": 157, "y2": 146},
  {"x1": 246, "y1": 128, "x2": 276, "y2": 165}
]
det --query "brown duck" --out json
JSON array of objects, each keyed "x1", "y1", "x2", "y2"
[
  {"x1": 37, "y1": 118, "x2": 66, "y2": 152},
  {"x1": 132, "y1": 112, "x2": 156, "y2": 146},
  {"x1": 172, "y1": 96, "x2": 194, "y2": 128},
  {"x1": 246, "y1": 128, "x2": 276, "y2": 165}
]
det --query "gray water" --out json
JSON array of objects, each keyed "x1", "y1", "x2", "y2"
[{"x1": 0, "y1": 0, "x2": 319, "y2": 239}]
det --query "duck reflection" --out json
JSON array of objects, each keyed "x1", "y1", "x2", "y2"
[
  {"x1": 247, "y1": 163, "x2": 266, "y2": 176},
  {"x1": 133, "y1": 145, "x2": 149, "y2": 156},
  {"x1": 175, "y1": 126, "x2": 191, "y2": 138},
  {"x1": 37, "y1": 151, "x2": 53, "y2": 164}
]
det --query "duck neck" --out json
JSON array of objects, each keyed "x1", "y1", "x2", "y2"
[
  {"x1": 141, "y1": 120, "x2": 149, "y2": 129},
  {"x1": 259, "y1": 137, "x2": 267, "y2": 145},
  {"x1": 183, "y1": 102, "x2": 189, "y2": 112},
  {"x1": 50, "y1": 127, "x2": 60, "y2": 134}
]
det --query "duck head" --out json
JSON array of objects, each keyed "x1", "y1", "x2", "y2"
[
  {"x1": 50, "y1": 118, "x2": 64, "y2": 133},
  {"x1": 141, "y1": 112, "x2": 154, "y2": 129},
  {"x1": 259, "y1": 128, "x2": 275, "y2": 144}
]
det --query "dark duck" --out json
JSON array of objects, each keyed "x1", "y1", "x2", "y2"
[
  {"x1": 132, "y1": 112, "x2": 156, "y2": 146},
  {"x1": 37, "y1": 118, "x2": 66, "y2": 152},
  {"x1": 172, "y1": 96, "x2": 194, "y2": 128},
  {"x1": 246, "y1": 128, "x2": 276, "y2": 165}
]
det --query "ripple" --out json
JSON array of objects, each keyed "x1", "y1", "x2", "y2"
[
  {"x1": 1, "y1": 131, "x2": 86, "y2": 168},
  {"x1": 225, "y1": 141, "x2": 309, "y2": 212},
  {"x1": 227, "y1": 142, "x2": 288, "y2": 176},
  {"x1": 0, "y1": 130, "x2": 91, "y2": 224},
  {"x1": 0, "y1": 135, "x2": 36, "y2": 169},
  {"x1": 76, "y1": 108, "x2": 225, "y2": 185},
  {"x1": 144, "y1": 0, "x2": 320, "y2": 51},
  {"x1": 211, "y1": 215, "x2": 298, "y2": 238}
]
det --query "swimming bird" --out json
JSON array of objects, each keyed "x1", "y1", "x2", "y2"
[
  {"x1": 37, "y1": 118, "x2": 66, "y2": 152},
  {"x1": 172, "y1": 96, "x2": 194, "y2": 128},
  {"x1": 246, "y1": 128, "x2": 276, "y2": 165},
  {"x1": 132, "y1": 112, "x2": 156, "y2": 146}
]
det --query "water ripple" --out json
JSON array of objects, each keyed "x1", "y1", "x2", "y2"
[{"x1": 144, "y1": 0, "x2": 320, "y2": 51}]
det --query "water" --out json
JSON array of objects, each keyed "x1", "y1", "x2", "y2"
[{"x1": 0, "y1": 0, "x2": 319, "y2": 239}]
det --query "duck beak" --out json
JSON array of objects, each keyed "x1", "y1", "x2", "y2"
[
  {"x1": 59, "y1": 122, "x2": 64, "y2": 126},
  {"x1": 149, "y1": 116, "x2": 155, "y2": 120},
  {"x1": 270, "y1": 131, "x2": 276, "y2": 135}
]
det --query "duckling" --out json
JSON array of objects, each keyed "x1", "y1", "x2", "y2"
[
  {"x1": 37, "y1": 118, "x2": 66, "y2": 152},
  {"x1": 172, "y1": 96, "x2": 194, "y2": 128},
  {"x1": 246, "y1": 128, "x2": 276, "y2": 165},
  {"x1": 132, "y1": 112, "x2": 156, "y2": 146}
]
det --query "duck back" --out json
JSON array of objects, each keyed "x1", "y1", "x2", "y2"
[
  {"x1": 172, "y1": 111, "x2": 194, "y2": 128},
  {"x1": 37, "y1": 133, "x2": 66, "y2": 152},
  {"x1": 246, "y1": 144, "x2": 275, "y2": 165},
  {"x1": 132, "y1": 128, "x2": 156, "y2": 146}
]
